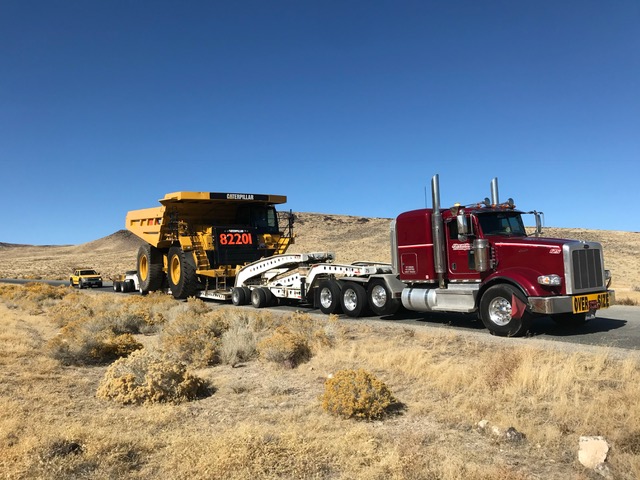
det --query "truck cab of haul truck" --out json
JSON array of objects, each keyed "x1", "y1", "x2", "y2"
[{"x1": 394, "y1": 176, "x2": 614, "y2": 336}]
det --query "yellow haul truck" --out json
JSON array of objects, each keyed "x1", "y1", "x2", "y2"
[{"x1": 126, "y1": 191, "x2": 293, "y2": 300}]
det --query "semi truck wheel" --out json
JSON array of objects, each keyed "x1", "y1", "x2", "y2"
[
  {"x1": 367, "y1": 279, "x2": 400, "y2": 316},
  {"x1": 251, "y1": 287, "x2": 272, "y2": 308},
  {"x1": 317, "y1": 280, "x2": 342, "y2": 314},
  {"x1": 137, "y1": 244, "x2": 164, "y2": 294},
  {"x1": 232, "y1": 286, "x2": 249, "y2": 306},
  {"x1": 124, "y1": 279, "x2": 135, "y2": 293},
  {"x1": 340, "y1": 282, "x2": 369, "y2": 318},
  {"x1": 113, "y1": 281, "x2": 122, "y2": 292},
  {"x1": 167, "y1": 246, "x2": 199, "y2": 300},
  {"x1": 479, "y1": 284, "x2": 532, "y2": 337}
]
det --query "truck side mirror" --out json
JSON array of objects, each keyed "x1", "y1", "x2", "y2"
[{"x1": 457, "y1": 213, "x2": 469, "y2": 241}]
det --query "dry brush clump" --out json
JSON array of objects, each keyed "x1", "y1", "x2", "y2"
[
  {"x1": 97, "y1": 349, "x2": 210, "y2": 405},
  {"x1": 257, "y1": 325, "x2": 312, "y2": 369},
  {"x1": 321, "y1": 368, "x2": 398, "y2": 420},
  {"x1": 0, "y1": 282, "x2": 70, "y2": 314},
  {"x1": 159, "y1": 299, "x2": 228, "y2": 367}
]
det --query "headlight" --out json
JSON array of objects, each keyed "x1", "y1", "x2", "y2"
[
  {"x1": 538, "y1": 274, "x2": 562, "y2": 286},
  {"x1": 605, "y1": 270, "x2": 612, "y2": 288}
]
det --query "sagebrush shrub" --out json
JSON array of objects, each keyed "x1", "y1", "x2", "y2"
[
  {"x1": 321, "y1": 369, "x2": 397, "y2": 420},
  {"x1": 47, "y1": 320, "x2": 143, "y2": 366},
  {"x1": 0, "y1": 282, "x2": 70, "y2": 314},
  {"x1": 256, "y1": 326, "x2": 311, "y2": 368},
  {"x1": 97, "y1": 349, "x2": 209, "y2": 405},
  {"x1": 159, "y1": 310, "x2": 227, "y2": 367},
  {"x1": 219, "y1": 313, "x2": 258, "y2": 365}
]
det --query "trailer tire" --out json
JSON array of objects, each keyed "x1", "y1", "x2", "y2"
[
  {"x1": 340, "y1": 282, "x2": 369, "y2": 318},
  {"x1": 251, "y1": 287, "x2": 272, "y2": 308},
  {"x1": 479, "y1": 284, "x2": 532, "y2": 337},
  {"x1": 137, "y1": 244, "x2": 164, "y2": 294},
  {"x1": 232, "y1": 286, "x2": 249, "y2": 306},
  {"x1": 124, "y1": 279, "x2": 135, "y2": 293},
  {"x1": 317, "y1": 280, "x2": 342, "y2": 314},
  {"x1": 367, "y1": 279, "x2": 400, "y2": 316},
  {"x1": 167, "y1": 246, "x2": 199, "y2": 300},
  {"x1": 113, "y1": 281, "x2": 122, "y2": 293}
]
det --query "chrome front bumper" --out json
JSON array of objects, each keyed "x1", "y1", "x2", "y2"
[{"x1": 528, "y1": 291, "x2": 615, "y2": 315}]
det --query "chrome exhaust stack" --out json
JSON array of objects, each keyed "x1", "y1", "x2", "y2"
[
  {"x1": 431, "y1": 175, "x2": 446, "y2": 288},
  {"x1": 490, "y1": 177, "x2": 499, "y2": 206}
]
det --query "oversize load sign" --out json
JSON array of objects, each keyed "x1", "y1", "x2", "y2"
[{"x1": 572, "y1": 292, "x2": 612, "y2": 313}]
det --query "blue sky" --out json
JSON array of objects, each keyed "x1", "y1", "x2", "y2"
[{"x1": 1, "y1": 1, "x2": 638, "y2": 245}]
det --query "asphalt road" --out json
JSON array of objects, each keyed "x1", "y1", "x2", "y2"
[{"x1": 2, "y1": 278, "x2": 639, "y2": 351}]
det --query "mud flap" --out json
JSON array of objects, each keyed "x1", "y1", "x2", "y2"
[{"x1": 510, "y1": 293, "x2": 528, "y2": 319}]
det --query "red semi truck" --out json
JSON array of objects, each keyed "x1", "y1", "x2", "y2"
[{"x1": 232, "y1": 175, "x2": 614, "y2": 336}]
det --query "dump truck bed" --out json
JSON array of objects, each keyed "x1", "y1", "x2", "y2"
[{"x1": 126, "y1": 191, "x2": 288, "y2": 248}]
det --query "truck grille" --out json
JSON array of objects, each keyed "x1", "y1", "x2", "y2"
[{"x1": 564, "y1": 242, "x2": 605, "y2": 294}]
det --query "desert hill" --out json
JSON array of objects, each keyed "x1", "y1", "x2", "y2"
[{"x1": 0, "y1": 212, "x2": 638, "y2": 302}]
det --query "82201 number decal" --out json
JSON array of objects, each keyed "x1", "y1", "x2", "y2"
[{"x1": 219, "y1": 231, "x2": 253, "y2": 246}]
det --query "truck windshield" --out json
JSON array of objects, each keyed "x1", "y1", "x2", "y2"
[
  {"x1": 477, "y1": 212, "x2": 526, "y2": 237},
  {"x1": 236, "y1": 205, "x2": 279, "y2": 233}
]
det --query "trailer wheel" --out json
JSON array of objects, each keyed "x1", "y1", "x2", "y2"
[
  {"x1": 340, "y1": 282, "x2": 369, "y2": 318},
  {"x1": 167, "y1": 246, "x2": 199, "y2": 300},
  {"x1": 137, "y1": 244, "x2": 164, "y2": 294},
  {"x1": 113, "y1": 281, "x2": 122, "y2": 293},
  {"x1": 317, "y1": 280, "x2": 342, "y2": 314},
  {"x1": 232, "y1": 286, "x2": 249, "y2": 306},
  {"x1": 124, "y1": 279, "x2": 135, "y2": 293},
  {"x1": 367, "y1": 279, "x2": 400, "y2": 316},
  {"x1": 479, "y1": 284, "x2": 532, "y2": 337},
  {"x1": 251, "y1": 287, "x2": 272, "y2": 308}
]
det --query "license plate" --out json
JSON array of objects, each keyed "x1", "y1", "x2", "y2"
[{"x1": 572, "y1": 292, "x2": 612, "y2": 314}]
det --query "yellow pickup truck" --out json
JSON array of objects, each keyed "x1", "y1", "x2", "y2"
[{"x1": 69, "y1": 268, "x2": 103, "y2": 289}]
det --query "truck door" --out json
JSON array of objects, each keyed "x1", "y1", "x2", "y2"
[{"x1": 445, "y1": 218, "x2": 480, "y2": 280}]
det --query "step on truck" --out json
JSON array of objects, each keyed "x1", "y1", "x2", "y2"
[
  {"x1": 125, "y1": 191, "x2": 294, "y2": 301},
  {"x1": 232, "y1": 175, "x2": 615, "y2": 337}
]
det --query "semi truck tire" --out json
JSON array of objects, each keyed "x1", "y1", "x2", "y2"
[
  {"x1": 232, "y1": 286, "x2": 248, "y2": 306},
  {"x1": 317, "y1": 280, "x2": 342, "y2": 314},
  {"x1": 124, "y1": 279, "x2": 135, "y2": 293},
  {"x1": 113, "y1": 281, "x2": 122, "y2": 292},
  {"x1": 251, "y1": 287, "x2": 273, "y2": 308},
  {"x1": 137, "y1": 244, "x2": 164, "y2": 294},
  {"x1": 340, "y1": 282, "x2": 369, "y2": 318},
  {"x1": 479, "y1": 284, "x2": 532, "y2": 337},
  {"x1": 367, "y1": 279, "x2": 400, "y2": 316},
  {"x1": 167, "y1": 246, "x2": 199, "y2": 300}
]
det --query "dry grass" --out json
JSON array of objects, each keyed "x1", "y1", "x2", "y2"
[{"x1": 2, "y1": 286, "x2": 640, "y2": 478}]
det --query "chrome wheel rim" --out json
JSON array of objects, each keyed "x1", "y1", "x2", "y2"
[
  {"x1": 343, "y1": 289, "x2": 358, "y2": 311},
  {"x1": 320, "y1": 287, "x2": 333, "y2": 309},
  {"x1": 370, "y1": 284, "x2": 387, "y2": 308},
  {"x1": 488, "y1": 296, "x2": 512, "y2": 326}
]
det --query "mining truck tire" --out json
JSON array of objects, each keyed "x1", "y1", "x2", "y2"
[
  {"x1": 167, "y1": 246, "x2": 199, "y2": 300},
  {"x1": 479, "y1": 284, "x2": 532, "y2": 337},
  {"x1": 137, "y1": 244, "x2": 164, "y2": 294}
]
